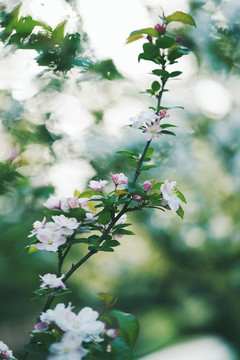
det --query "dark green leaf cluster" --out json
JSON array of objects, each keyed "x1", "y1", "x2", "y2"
[{"x1": 0, "y1": 3, "x2": 122, "y2": 77}]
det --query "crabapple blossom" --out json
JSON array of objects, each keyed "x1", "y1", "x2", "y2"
[
  {"x1": 40, "y1": 303, "x2": 75, "y2": 332},
  {"x1": 115, "y1": 214, "x2": 127, "y2": 225},
  {"x1": 106, "y1": 329, "x2": 119, "y2": 338},
  {"x1": 59, "y1": 197, "x2": 70, "y2": 212},
  {"x1": 133, "y1": 194, "x2": 142, "y2": 202},
  {"x1": 48, "y1": 332, "x2": 88, "y2": 360},
  {"x1": 0, "y1": 340, "x2": 15, "y2": 359},
  {"x1": 84, "y1": 212, "x2": 98, "y2": 222},
  {"x1": 39, "y1": 273, "x2": 66, "y2": 289},
  {"x1": 144, "y1": 122, "x2": 163, "y2": 141},
  {"x1": 88, "y1": 180, "x2": 108, "y2": 191},
  {"x1": 110, "y1": 172, "x2": 128, "y2": 186},
  {"x1": 69, "y1": 307, "x2": 104, "y2": 342},
  {"x1": 129, "y1": 109, "x2": 159, "y2": 129},
  {"x1": 35, "y1": 229, "x2": 66, "y2": 252},
  {"x1": 52, "y1": 215, "x2": 80, "y2": 230},
  {"x1": 68, "y1": 197, "x2": 80, "y2": 209},
  {"x1": 43, "y1": 197, "x2": 61, "y2": 210},
  {"x1": 142, "y1": 181, "x2": 152, "y2": 191},
  {"x1": 161, "y1": 180, "x2": 182, "y2": 211},
  {"x1": 28, "y1": 217, "x2": 46, "y2": 237}
]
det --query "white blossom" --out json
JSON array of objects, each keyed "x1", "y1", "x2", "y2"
[{"x1": 161, "y1": 180, "x2": 182, "y2": 211}]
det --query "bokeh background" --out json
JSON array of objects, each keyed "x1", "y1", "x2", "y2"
[{"x1": 0, "y1": 0, "x2": 240, "y2": 359}]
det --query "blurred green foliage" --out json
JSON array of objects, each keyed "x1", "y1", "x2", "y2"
[{"x1": 0, "y1": 1, "x2": 240, "y2": 359}]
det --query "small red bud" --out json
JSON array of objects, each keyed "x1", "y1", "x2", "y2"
[
  {"x1": 147, "y1": 35, "x2": 152, "y2": 42},
  {"x1": 176, "y1": 36, "x2": 182, "y2": 42},
  {"x1": 154, "y1": 24, "x2": 166, "y2": 34}
]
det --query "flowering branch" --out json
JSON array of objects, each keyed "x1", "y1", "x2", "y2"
[{"x1": 4, "y1": 8, "x2": 196, "y2": 360}]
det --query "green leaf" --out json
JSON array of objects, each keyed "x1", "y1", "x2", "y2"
[
  {"x1": 68, "y1": 207, "x2": 86, "y2": 219},
  {"x1": 151, "y1": 81, "x2": 160, "y2": 92},
  {"x1": 168, "y1": 47, "x2": 191, "y2": 63},
  {"x1": 156, "y1": 36, "x2": 176, "y2": 49},
  {"x1": 31, "y1": 332, "x2": 58, "y2": 345},
  {"x1": 112, "y1": 229, "x2": 135, "y2": 236},
  {"x1": 177, "y1": 205, "x2": 184, "y2": 219},
  {"x1": 116, "y1": 150, "x2": 139, "y2": 158},
  {"x1": 79, "y1": 190, "x2": 103, "y2": 198},
  {"x1": 125, "y1": 33, "x2": 143, "y2": 44},
  {"x1": 52, "y1": 21, "x2": 67, "y2": 42},
  {"x1": 169, "y1": 71, "x2": 182, "y2": 77},
  {"x1": 160, "y1": 124, "x2": 177, "y2": 129},
  {"x1": 102, "y1": 240, "x2": 121, "y2": 247},
  {"x1": 142, "y1": 42, "x2": 159, "y2": 60},
  {"x1": 99, "y1": 247, "x2": 114, "y2": 252},
  {"x1": 98, "y1": 293, "x2": 117, "y2": 309},
  {"x1": 88, "y1": 235, "x2": 101, "y2": 245},
  {"x1": 129, "y1": 27, "x2": 159, "y2": 38},
  {"x1": 109, "y1": 310, "x2": 139, "y2": 347},
  {"x1": 161, "y1": 130, "x2": 176, "y2": 136},
  {"x1": 110, "y1": 337, "x2": 134, "y2": 360},
  {"x1": 141, "y1": 165, "x2": 157, "y2": 170},
  {"x1": 145, "y1": 147, "x2": 154, "y2": 157},
  {"x1": 97, "y1": 209, "x2": 111, "y2": 225},
  {"x1": 24, "y1": 343, "x2": 48, "y2": 354},
  {"x1": 152, "y1": 69, "x2": 170, "y2": 78},
  {"x1": 165, "y1": 11, "x2": 196, "y2": 27},
  {"x1": 175, "y1": 189, "x2": 187, "y2": 204},
  {"x1": 151, "y1": 182, "x2": 164, "y2": 192},
  {"x1": 89, "y1": 59, "x2": 122, "y2": 80}
]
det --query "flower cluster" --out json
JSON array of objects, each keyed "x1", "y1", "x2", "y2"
[
  {"x1": 129, "y1": 108, "x2": 169, "y2": 141},
  {"x1": 44, "y1": 196, "x2": 90, "y2": 212},
  {"x1": 35, "y1": 303, "x2": 105, "y2": 360},
  {"x1": 29, "y1": 214, "x2": 80, "y2": 252},
  {"x1": 0, "y1": 341, "x2": 15, "y2": 360},
  {"x1": 88, "y1": 172, "x2": 128, "y2": 191}
]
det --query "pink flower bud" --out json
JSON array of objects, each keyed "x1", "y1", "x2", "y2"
[
  {"x1": 154, "y1": 24, "x2": 166, "y2": 34},
  {"x1": 133, "y1": 194, "x2": 142, "y2": 202},
  {"x1": 142, "y1": 181, "x2": 152, "y2": 192},
  {"x1": 147, "y1": 35, "x2": 152, "y2": 42},
  {"x1": 176, "y1": 36, "x2": 182, "y2": 42},
  {"x1": 158, "y1": 109, "x2": 167, "y2": 117}
]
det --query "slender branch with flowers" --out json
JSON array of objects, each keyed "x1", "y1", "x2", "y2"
[{"x1": 0, "y1": 9, "x2": 196, "y2": 360}]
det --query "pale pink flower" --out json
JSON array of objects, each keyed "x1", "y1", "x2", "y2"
[
  {"x1": 69, "y1": 307, "x2": 104, "y2": 343},
  {"x1": 52, "y1": 215, "x2": 80, "y2": 230},
  {"x1": 142, "y1": 181, "x2": 152, "y2": 191},
  {"x1": 115, "y1": 214, "x2": 127, "y2": 225},
  {"x1": 88, "y1": 180, "x2": 108, "y2": 191},
  {"x1": 60, "y1": 197, "x2": 70, "y2": 212},
  {"x1": 129, "y1": 109, "x2": 159, "y2": 129},
  {"x1": 144, "y1": 122, "x2": 163, "y2": 141},
  {"x1": 133, "y1": 194, "x2": 142, "y2": 202},
  {"x1": 78, "y1": 197, "x2": 90, "y2": 211},
  {"x1": 106, "y1": 329, "x2": 119, "y2": 338},
  {"x1": 0, "y1": 340, "x2": 15, "y2": 359},
  {"x1": 68, "y1": 197, "x2": 80, "y2": 209},
  {"x1": 28, "y1": 217, "x2": 46, "y2": 238},
  {"x1": 43, "y1": 197, "x2": 61, "y2": 210},
  {"x1": 35, "y1": 229, "x2": 66, "y2": 252},
  {"x1": 40, "y1": 303, "x2": 75, "y2": 332},
  {"x1": 39, "y1": 273, "x2": 66, "y2": 289},
  {"x1": 161, "y1": 180, "x2": 182, "y2": 211},
  {"x1": 110, "y1": 172, "x2": 128, "y2": 186},
  {"x1": 48, "y1": 332, "x2": 88, "y2": 360},
  {"x1": 85, "y1": 212, "x2": 98, "y2": 222}
]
